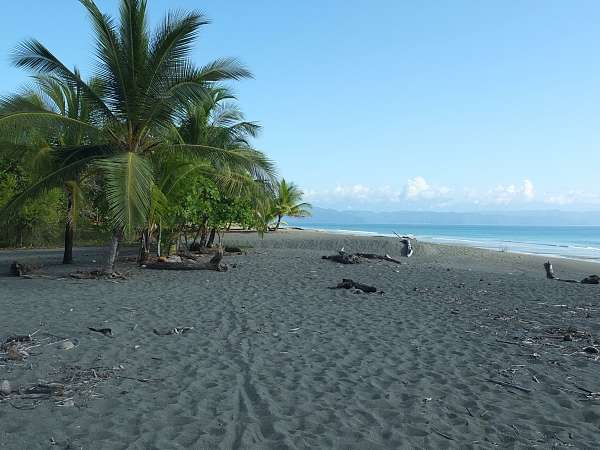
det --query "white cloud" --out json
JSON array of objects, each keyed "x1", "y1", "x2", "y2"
[
  {"x1": 523, "y1": 179, "x2": 535, "y2": 200},
  {"x1": 544, "y1": 190, "x2": 600, "y2": 206},
  {"x1": 303, "y1": 178, "x2": 600, "y2": 211},
  {"x1": 481, "y1": 179, "x2": 536, "y2": 205},
  {"x1": 403, "y1": 176, "x2": 450, "y2": 201}
]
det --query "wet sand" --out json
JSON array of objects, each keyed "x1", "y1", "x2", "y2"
[{"x1": 1, "y1": 229, "x2": 599, "y2": 449}]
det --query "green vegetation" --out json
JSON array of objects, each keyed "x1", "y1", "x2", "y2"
[
  {"x1": 271, "y1": 179, "x2": 312, "y2": 230},
  {"x1": 0, "y1": 0, "x2": 310, "y2": 270}
]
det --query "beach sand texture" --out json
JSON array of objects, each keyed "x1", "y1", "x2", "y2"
[{"x1": 1, "y1": 229, "x2": 599, "y2": 449}]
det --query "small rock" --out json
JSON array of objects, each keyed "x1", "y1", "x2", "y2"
[
  {"x1": 583, "y1": 346, "x2": 599, "y2": 354},
  {"x1": 563, "y1": 334, "x2": 573, "y2": 342},
  {"x1": 58, "y1": 340, "x2": 75, "y2": 350},
  {"x1": 0, "y1": 380, "x2": 12, "y2": 395}
]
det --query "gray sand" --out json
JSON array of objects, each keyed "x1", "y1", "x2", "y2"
[{"x1": 1, "y1": 229, "x2": 599, "y2": 449}]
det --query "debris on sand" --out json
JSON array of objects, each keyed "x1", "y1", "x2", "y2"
[
  {"x1": 88, "y1": 327, "x2": 113, "y2": 337},
  {"x1": 329, "y1": 279, "x2": 380, "y2": 294},
  {"x1": 153, "y1": 327, "x2": 194, "y2": 336}
]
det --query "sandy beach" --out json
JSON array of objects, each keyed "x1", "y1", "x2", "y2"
[{"x1": 1, "y1": 229, "x2": 599, "y2": 449}]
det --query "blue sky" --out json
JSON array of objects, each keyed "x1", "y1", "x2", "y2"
[{"x1": 1, "y1": 1, "x2": 599, "y2": 211}]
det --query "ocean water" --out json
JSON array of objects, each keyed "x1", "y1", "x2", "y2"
[{"x1": 292, "y1": 223, "x2": 600, "y2": 262}]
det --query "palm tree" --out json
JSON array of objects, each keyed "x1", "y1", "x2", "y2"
[
  {"x1": 271, "y1": 179, "x2": 311, "y2": 230},
  {"x1": 146, "y1": 86, "x2": 274, "y2": 254},
  {"x1": 0, "y1": 73, "x2": 98, "y2": 263},
  {"x1": 0, "y1": 0, "x2": 274, "y2": 273}
]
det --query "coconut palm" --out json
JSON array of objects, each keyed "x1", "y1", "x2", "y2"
[
  {"x1": 143, "y1": 86, "x2": 274, "y2": 256},
  {"x1": 271, "y1": 179, "x2": 311, "y2": 230},
  {"x1": 0, "y1": 73, "x2": 100, "y2": 263},
  {"x1": 0, "y1": 0, "x2": 274, "y2": 272}
]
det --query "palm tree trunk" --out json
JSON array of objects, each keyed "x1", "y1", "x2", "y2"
[
  {"x1": 157, "y1": 221, "x2": 162, "y2": 257},
  {"x1": 275, "y1": 215, "x2": 283, "y2": 230},
  {"x1": 106, "y1": 228, "x2": 124, "y2": 274},
  {"x1": 207, "y1": 228, "x2": 217, "y2": 247},
  {"x1": 138, "y1": 229, "x2": 150, "y2": 264},
  {"x1": 63, "y1": 190, "x2": 74, "y2": 264},
  {"x1": 199, "y1": 219, "x2": 209, "y2": 247}
]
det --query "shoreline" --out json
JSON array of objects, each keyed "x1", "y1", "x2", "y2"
[{"x1": 285, "y1": 225, "x2": 600, "y2": 264}]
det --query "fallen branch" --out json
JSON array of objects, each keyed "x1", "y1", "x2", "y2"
[
  {"x1": 88, "y1": 328, "x2": 113, "y2": 337},
  {"x1": 484, "y1": 378, "x2": 531, "y2": 393},
  {"x1": 355, "y1": 253, "x2": 403, "y2": 264},
  {"x1": 393, "y1": 232, "x2": 414, "y2": 257},
  {"x1": 544, "y1": 261, "x2": 599, "y2": 284}
]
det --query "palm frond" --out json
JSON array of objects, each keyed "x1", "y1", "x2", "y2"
[
  {"x1": 197, "y1": 58, "x2": 253, "y2": 81},
  {"x1": 95, "y1": 152, "x2": 154, "y2": 234},
  {"x1": 12, "y1": 37, "x2": 115, "y2": 123}
]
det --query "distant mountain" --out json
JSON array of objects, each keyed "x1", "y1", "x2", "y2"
[{"x1": 287, "y1": 207, "x2": 600, "y2": 226}]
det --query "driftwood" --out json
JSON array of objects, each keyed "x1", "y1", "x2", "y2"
[
  {"x1": 322, "y1": 251, "x2": 360, "y2": 264},
  {"x1": 145, "y1": 249, "x2": 228, "y2": 272},
  {"x1": 0, "y1": 366, "x2": 122, "y2": 409},
  {"x1": 544, "y1": 261, "x2": 600, "y2": 284},
  {"x1": 88, "y1": 327, "x2": 113, "y2": 337},
  {"x1": 70, "y1": 270, "x2": 128, "y2": 280},
  {"x1": 393, "y1": 232, "x2": 414, "y2": 257},
  {"x1": 9, "y1": 261, "x2": 38, "y2": 277},
  {"x1": 355, "y1": 253, "x2": 403, "y2": 264},
  {"x1": 153, "y1": 326, "x2": 194, "y2": 336},
  {"x1": 1, "y1": 331, "x2": 40, "y2": 362},
  {"x1": 329, "y1": 278, "x2": 378, "y2": 293},
  {"x1": 322, "y1": 249, "x2": 402, "y2": 265},
  {"x1": 484, "y1": 378, "x2": 531, "y2": 393}
]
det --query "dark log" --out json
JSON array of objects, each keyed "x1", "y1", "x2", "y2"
[
  {"x1": 88, "y1": 327, "x2": 113, "y2": 337},
  {"x1": 355, "y1": 253, "x2": 403, "y2": 264},
  {"x1": 322, "y1": 251, "x2": 361, "y2": 264},
  {"x1": 581, "y1": 275, "x2": 600, "y2": 284},
  {"x1": 329, "y1": 278, "x2": 378, "y2": 293},
  {"x1": 322, "y1": 250, "x2": 403, "y2": 265}
]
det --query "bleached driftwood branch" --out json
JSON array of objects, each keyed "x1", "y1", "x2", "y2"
[{"x1": 543, "y1": 261, "x2": 599, "y2": 284}]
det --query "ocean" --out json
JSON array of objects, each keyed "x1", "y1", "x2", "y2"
[{"x1": 291, "y1": 223, "x2": 600, "y2": 262}]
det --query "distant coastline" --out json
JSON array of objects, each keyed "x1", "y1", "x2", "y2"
[{"x1": 293, "y1": 206, "x2": 600, "y2": 227}]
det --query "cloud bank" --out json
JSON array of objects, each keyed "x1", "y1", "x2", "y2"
[{"x1": 303, "y1": 177, "x2": 600, "y2": 211}]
